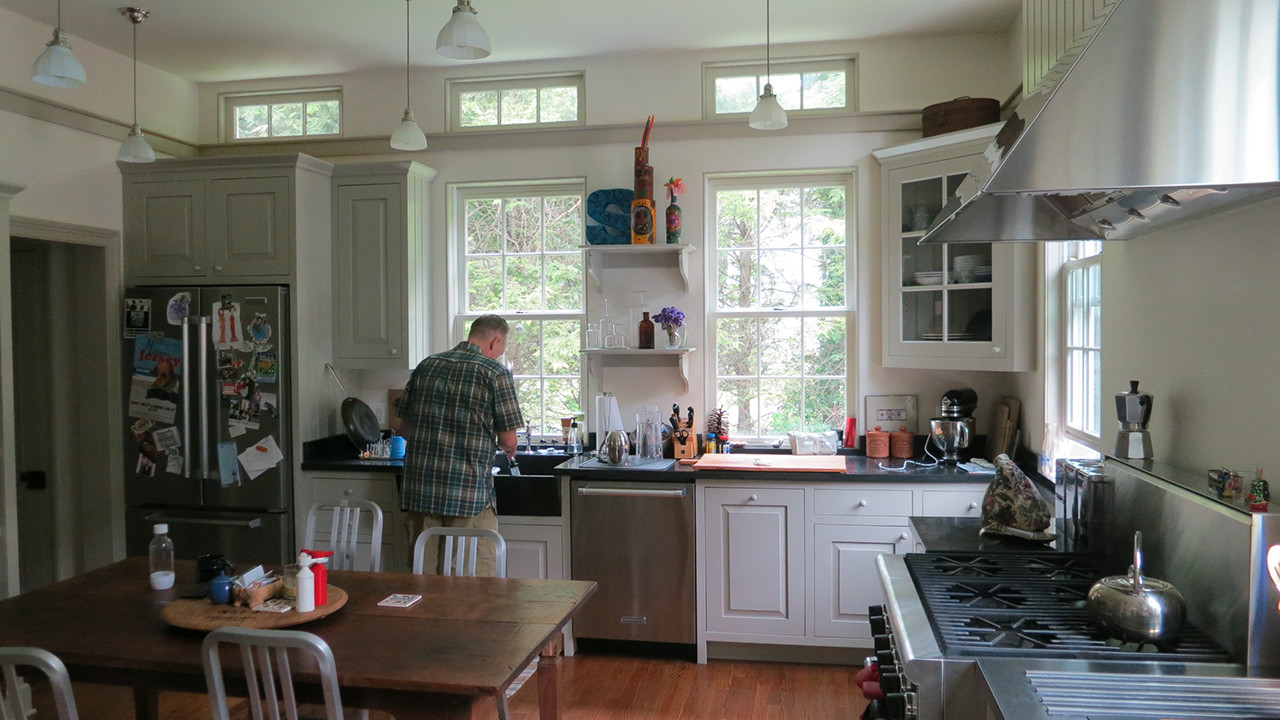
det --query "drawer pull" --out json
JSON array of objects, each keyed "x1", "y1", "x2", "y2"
[
  {"x1": 857, "y1": 500, "x2": 868, "y2": 508},
  {"x1": 749, "y1": 494, "x2": 758, "y2": 502},
  {"x1": 969, "y1": 502, "x2": 979, "y2": 510},
  {"x1": 343, "y1": 488, "x2": 354, "y2": 496},
  {"x1": 900, "y1": 533, "x2": 909, "y2": 540}
]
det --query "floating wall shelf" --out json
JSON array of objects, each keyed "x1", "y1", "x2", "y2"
[
  {"x1": 583, "y1": 244, "x2": 695, "y2": 293},
  {"x1": 581, "y1": 347, "x2": 695, "y2": 392}
]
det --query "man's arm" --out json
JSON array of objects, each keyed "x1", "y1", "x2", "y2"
[{"x1": 496, "y1": 429, "x2": 518, "y2": 459}]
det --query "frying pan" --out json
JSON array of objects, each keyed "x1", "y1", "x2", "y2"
[{"x1": 325, "y1": 363, "x2": 382, "y2": 449}]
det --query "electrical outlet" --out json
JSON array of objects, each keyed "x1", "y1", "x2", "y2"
[{"x1": 370, "y1": 402, "x2": 387, "y2": 425}]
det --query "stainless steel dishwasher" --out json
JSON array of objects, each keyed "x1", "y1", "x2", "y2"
[{"x1": 570, "y1": 479, "x2": 695, "y2": 644}]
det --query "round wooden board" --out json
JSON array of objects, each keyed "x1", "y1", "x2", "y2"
[{"x1": 161, "y1": 586, "x2": 348, "y2": 631}]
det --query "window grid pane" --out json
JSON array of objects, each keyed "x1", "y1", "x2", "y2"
[{"x1": 1064, "y1": 256, "x2": 1102, "y2": 439}]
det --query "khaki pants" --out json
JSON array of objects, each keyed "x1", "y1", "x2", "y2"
[{"x1": 404, "y1": 506, "x2": 500, "y2": 576}]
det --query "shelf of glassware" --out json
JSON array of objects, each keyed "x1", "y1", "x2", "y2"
[
  {"x1": 581, "y1": 347, "x2": 696, "y2": 392},
  {"x1": 583, "y1": 244, "x2": 696, "y2": 292}
]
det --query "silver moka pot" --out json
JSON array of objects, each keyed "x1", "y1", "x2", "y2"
[
  {"x1": 1114, "y1": 380, "x2": 1153, "y2": 459},
  {"x1": 929, "y1": 388, "x2": 977, "y2": 464}
]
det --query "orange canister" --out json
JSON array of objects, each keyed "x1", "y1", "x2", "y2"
[
  {"x1": 866, "y1": 426, "x2": 890, "y2": 459},
  {"x1": 890, "y1": 426, "x2": 915, "y2": 459}
]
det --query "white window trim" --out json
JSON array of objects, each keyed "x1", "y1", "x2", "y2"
[
  {"x1": 1052, "y1": 243, "x2": 1103, "y2": 456},
  {"x1": 702, "y1": 56, "x2": 857, "y2": 120},
  {"x1": 703, "y1": 170, "x2": 859, "y2": 442},
  {"x1": 218, "y1": 87, "x2": 343, "y2": 143},
  {"x1": 446, "y1": 73, "x2": 586, "y2": 133}
]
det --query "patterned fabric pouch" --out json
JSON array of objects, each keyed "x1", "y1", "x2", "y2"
[{"x1": 979, "y1": 453, "x2": 1055, "y2": 539}]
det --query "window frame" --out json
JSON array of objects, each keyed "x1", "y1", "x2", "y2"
[
  {"x1": 702, "y1": 56, "x2": 857, "y2": 120},
  {"x1": 446, "y1": 73, "x2": 586, "y2": 133},
  {"x1": 704, "y1": 170, "x2": 858, "y2": 443},
  {"x1": 218, "y1": 87, "x2": 343, "y2": 143},
  {"x1": 448, "y1": 179, "x2": 588, "y2": 441},
  {"x1": 1058, "y1": 241, "x2": 1103, "y2": 453}
]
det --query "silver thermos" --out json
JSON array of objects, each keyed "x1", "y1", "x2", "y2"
[{"x1": 1114, "y1": 380, "x2": 1153, "y2": 459}]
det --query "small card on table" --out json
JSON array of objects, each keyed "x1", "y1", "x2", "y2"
[{"x1": 378, "y1": 593, "x2": 422, "y2": 608}]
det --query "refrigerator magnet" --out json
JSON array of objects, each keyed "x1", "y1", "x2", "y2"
[
  {"x1": 212, "y1": 297, "x2": 244, "y2": 350},
  {"x1": 123, "y1": 298, "x2": 151, "y2": 339},
  {"x1": 245, "y1": 313, "x2": 273, "y2": 352},
  {"x1": 217, "y1": 441, "x2": 242, "y2": 487},
  {"x1": 135, "y1": 452, "x2": 157, "y2": 478},
  {"x1": 165, "y1": 452, "x2": 183, "y2": 475},
  {"x1": 152, "y1": 425, "x2": 181, "y2": 451},
  {"x1": 253, "y1": 352, "x2": 278, "y2": 383},
  {"x1": 165, "y1": 292, "x2": 192, "y2": 326}
]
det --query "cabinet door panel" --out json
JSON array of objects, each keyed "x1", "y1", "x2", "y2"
[
  {"x1": 125, "y1": 180, "x2": 206, "y2": 278},
  {"x1": 211, "y1": 176, "x2": 292, "y2": 277},
  {"x1": 333, "y1": 184, "x2": 406, "y2": 362},
  {"x1": 704, "y1": 487, "x2": 804, "y2": 636},
  {"x1": 813, "y1": 524, "x2": 910, "y2": 639},
  {"x1": 500, "y1": 523, "x2": 564, "y2": 580}
]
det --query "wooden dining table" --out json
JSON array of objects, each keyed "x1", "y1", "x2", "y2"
[{"x1": 0, "y1": 558, "x2": 596, "y2": 720}]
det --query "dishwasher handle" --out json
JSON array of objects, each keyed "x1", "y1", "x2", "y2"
[{"x1": 576, "y1": 486, "x2": 688, "y2": 499}]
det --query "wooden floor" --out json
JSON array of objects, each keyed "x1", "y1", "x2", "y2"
[{"x1": 31, "y1": 649, "x2": 867, "y2": 720}]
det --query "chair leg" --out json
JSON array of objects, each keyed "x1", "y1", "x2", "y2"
[{"x1": 496, "y1": 694, "x2": 511, "y2": 720}]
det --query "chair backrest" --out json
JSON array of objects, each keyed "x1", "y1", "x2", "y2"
[
  {"x1": 303, "y1": 500, "x2": 385, "y2": 571},
  {"x1": 203, "y1": 627, "x2": 344, "y2": 720},
  {"x1": 412, "y1": 527, "x2": 508, "y2": 577},
  {"x1": 0, "y1": 647, "x2": 78, "y2": 720}
]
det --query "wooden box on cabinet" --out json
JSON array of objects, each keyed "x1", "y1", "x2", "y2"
[
  {"x1": 873, "y1": 126, "x2": 1036, "y2": 372},
  {"x1": 331, "y1": 162, "x2": 437, "y2": 369},
  {"x1": 120, "y1": 155, "x2": 332, "y2": 284}
]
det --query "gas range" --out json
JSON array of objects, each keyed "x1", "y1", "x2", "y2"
[{"x1": 875, "y1": 552, "x2": 1238, "y2": 720}]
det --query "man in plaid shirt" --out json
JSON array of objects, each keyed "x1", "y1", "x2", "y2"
[{"x1": 393, "y1": 315, "x2": 522, "y2": 575}]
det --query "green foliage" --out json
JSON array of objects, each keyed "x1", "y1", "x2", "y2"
[
  {"x1": 460, "y1": 90, "x2": 498, "y2": 127},
  {"x1": 271, "y1": 103, "x2": 304, "y2": 136},
  {"x1": 306, "y1": 101, "x2": 340, "y2": 135},
  {"x1": 539, "y1": 87, "x2": 578, "y2": 122},
  {"x1": 235, "y1": 105, "x2": 268, "y2": 139},
  {"x1": 501, "y1": 88, "x2": 538, "y2": 124}
]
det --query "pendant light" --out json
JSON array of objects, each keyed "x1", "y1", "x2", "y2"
[
  {"x1": 31, "y1": 0, "x2": 86, "y2": 88},
  {"x1": 436, "y1": 0, "x2": 490, "y2": 60},
  {"x1": 118, "y1": 7, "x2": 155, "y2": 163},
  {"x1": 390, "y1": 0, "x2": 428, "y2": 150},
  {"x1": 748, "y1": 0, "x2": 787, "y2": 131}
]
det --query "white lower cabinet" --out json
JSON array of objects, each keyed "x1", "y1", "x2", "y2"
[
  {"x1": 813, "y1": 524, "x2": 910, "y2": 640},
  {"x1": 703, "y1": 486, "x2": 805, "y2": 637},
  {"x1": 500, "y1": 522, "x2": 565, "y2": 580},
  {"x1": 304, "y1": 473, "x2": 403, "y2": 571}
]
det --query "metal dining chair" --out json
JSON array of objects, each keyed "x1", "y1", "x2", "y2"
[
  {"x1": 411, "y1": 526, "x2": 508, "y2": 577},
  {"x1": 411, "y1": 527, "x2": 532, "y2": 720},
  {"x1": 303, "y1": 500, "x2": 385, "y2": 571},
  {"x1": 0, "y1": 647, "x2": 79, "y2": 720},
  {"x1": 202, "y1": 627, "x2": 345, "y2": 720}
]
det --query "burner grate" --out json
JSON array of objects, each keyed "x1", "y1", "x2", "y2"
[{"x1": 904, "y1": 552, "x2": 1232, "y2": 662}]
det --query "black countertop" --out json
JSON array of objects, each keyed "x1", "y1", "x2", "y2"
[
  {"x1": 301, "y1": 435, "x2": 402, "y2": 473},
  {"x1": 910, "y1": 516, "x2": 1090, "y2": 554}
]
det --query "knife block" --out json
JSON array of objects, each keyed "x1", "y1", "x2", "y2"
[{"x1": 673, "y1": 417, "x2": 697, "y2": 459}]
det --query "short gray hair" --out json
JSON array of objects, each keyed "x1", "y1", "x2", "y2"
[{"x1": 468, "y1": 315, "x2": 509, "y2": 340}]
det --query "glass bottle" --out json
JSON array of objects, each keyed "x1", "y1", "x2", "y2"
[
  {"x1": 630, "y1": 290, "x2": 650, "y2": 347},
  {"x1": 638, "y1": 311, "x2": 655, "y2": 349},
  {"x1": 148, "y1": 523, "x2": 175, "y2": 590}
]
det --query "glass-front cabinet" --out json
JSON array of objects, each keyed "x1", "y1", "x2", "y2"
[{"x1": 874, "y1": 125, "x2": 1035, "y2": 372}]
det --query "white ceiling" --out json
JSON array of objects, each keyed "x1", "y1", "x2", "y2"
[{"x1": 4, "y1": 0, "x2": 1020, "y2": 83}]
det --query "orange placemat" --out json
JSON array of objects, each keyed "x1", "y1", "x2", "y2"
[
  {"x1": 161, "y1": 586, "x2": 347, "y2": 630},
  {"x1": 691, "y1": 454, "x2": 847, "y2": 472}
]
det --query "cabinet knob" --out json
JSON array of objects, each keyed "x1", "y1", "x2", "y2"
[
  {"x1": 969, "y1": 502, "x2": 979, "y2": 510},
  {"x1": 214, "y1": 265, "x2": 223, "y2": 272},
  {"x1": 389, "y1": 348, "x2": 399, "y2": 356},
  {"x1": 899, "y1": 533, "x2": 909, "y2": 540},
  {"x1": 193, "y1": 265, "x2": 202, "y2": 272},
  {"x1": 992, "y1": 346, "x2": 1002, "y2": 354},
  {"x1": 858, "y1": 500, "x2": 868, "y2": 508},
  {"x1": 343, "y1": 488, "x2": 353, "y2": 496},
  {"x1": 748, "y1": 494, "x2": 758, "y2": 502}
]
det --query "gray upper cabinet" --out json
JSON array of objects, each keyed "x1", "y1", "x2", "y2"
[
  {"x1": 331, "y1": 161, "x2": 436, "y2": 369},
  {"x1": 121, "y1": 155, "x2": 332, "y2": 284}
]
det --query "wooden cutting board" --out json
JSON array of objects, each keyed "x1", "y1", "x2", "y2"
[{"x1": 692, "y1": 454, "x2": 847, "y2": 472}]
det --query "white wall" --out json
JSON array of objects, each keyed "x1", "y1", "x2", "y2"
[{"x1": 1102, "y1": 197, "x2": 1280, "y2": 475}]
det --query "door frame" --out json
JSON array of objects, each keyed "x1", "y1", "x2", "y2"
[{"x1": 3, "y1": 214, "x2": 124, "y2": 596}]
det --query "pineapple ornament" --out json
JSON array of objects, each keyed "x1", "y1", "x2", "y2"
[
  {"x1": 1248, "y1": 470, "x2": 1270, "y2": 511},
  {"x1": 707, "y1": 408, "x2": 729, "y2": 454}
]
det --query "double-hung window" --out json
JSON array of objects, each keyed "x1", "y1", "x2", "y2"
[
  {"x1": 707, "y1": 173, "x2": 854, "y2": 442},
  {"x1": 454, "y1": 182, "x2": 586, "y2": 438},
  {"x1": 1061, "y1": 240, "x2": 1103, "y2": 451}
]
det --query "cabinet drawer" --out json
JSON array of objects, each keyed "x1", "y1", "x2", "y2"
[
  {"x1": 311, "y1": 476, "x2": 399, "y2": 507},
  {"x1": 813, "y1": 488, "x2": 912, "y2": 517},
  {"x1": 920, "y1": 489, "x2": 987, "y2": 517}
]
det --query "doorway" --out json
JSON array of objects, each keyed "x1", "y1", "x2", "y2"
[{"x1": 8, "y1": 222, "x2": 122, "y2": 593}]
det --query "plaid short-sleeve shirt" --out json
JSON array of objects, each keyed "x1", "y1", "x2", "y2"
[{"x1": 398, "y1": 341, "x2": 523, "y2": 516}]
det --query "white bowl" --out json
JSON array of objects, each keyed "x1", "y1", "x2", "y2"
[{"x1": 913, "y1": 272, "x2": 944, "y2": 286}]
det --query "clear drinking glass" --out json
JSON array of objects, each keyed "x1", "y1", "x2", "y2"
[{"x1": 585, "y1": 322, "x2": 601, "y2": 349}]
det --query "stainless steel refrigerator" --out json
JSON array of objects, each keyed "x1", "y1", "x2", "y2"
[{"x1": 123, "y1": 285, "x2": 292, "y2": 567}]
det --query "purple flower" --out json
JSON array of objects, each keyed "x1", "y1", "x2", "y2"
[{"x1": 653, "y1": 306, "x2": 685, "y2": 328}]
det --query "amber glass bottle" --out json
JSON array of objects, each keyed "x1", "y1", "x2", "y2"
[{"x1": 638, "y1": 311, "x2": 655, "y2": 349}]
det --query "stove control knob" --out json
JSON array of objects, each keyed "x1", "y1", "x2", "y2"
[
  {"x1": 875, "y1": 649, "x2": 897, "y2": 670},
  {"x1": 884, "y1": 691, "x2": 918, "y2": 720},
  {"x1": 880, "y1": 673, "x2": 902, "y2": 693},
  {"x1": 869, "y1": 614, "x2": 888, "y2": 635},
  {"x1": 867, "y1": 604, "x2": 886, "y2": 619},
  {"x1": 873, "y1": 634, "x2": 892, "y2": 652}
]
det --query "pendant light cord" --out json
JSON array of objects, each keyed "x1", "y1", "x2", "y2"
[
  {"x1": 404, "y1": 0, "x2": 412, "y2": 107},
  {"x1": 55, "y1": 0, "x2": 63, "y2": 29},
  {"x1": 765, "y1": 0, "x2": 772, "y2": 84},
  {"x1": 132, "y1": 19, "x2": 139, "y2": 125}
]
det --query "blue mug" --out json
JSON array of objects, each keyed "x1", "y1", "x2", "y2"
[
  {"x1": 208, "y1": 572, "x2": 232, "y2": 605},
  {"x1": 390, "y1": 435, "x2": 406, "y2": 459}
]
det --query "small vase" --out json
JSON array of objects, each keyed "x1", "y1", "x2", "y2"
[
  {"x1": 666, "y1": 198, "x2": 682, "y2": 244},
  {"x1": 662, "y1": 324, "x2": 685, "y2": 349}
]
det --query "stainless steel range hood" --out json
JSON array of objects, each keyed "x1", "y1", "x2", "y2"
[{"x1": 922, "y1": 0, "x2": 1280, "y2": 244}]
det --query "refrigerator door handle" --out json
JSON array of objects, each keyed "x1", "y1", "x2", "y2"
[
  {"x1": 144, "y1": 512, "x2": 264, "y2": 529},
  {"x1": 198, "y1": 315, "x2": 212, "y2": 481},
  {"x1": 181, "y1": 317, "x2": 193, "y2": 479}
]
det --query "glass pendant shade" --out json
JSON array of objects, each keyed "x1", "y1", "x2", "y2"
[
  {"x1": 118, "y1": 124, "x2": 155, "y2": 163},
  {"x1": 436, "y1": 1, "x2": 491, "y2": 59},
  {"x1": 749, "y1": 84, "x2": 788, "y2": 130},
  {"x1": 32, "y1": 30, "x2": 86, "y2": 88},
  {"x1": 391, "y1": 109, "x2": 428, "y2": 151}
]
